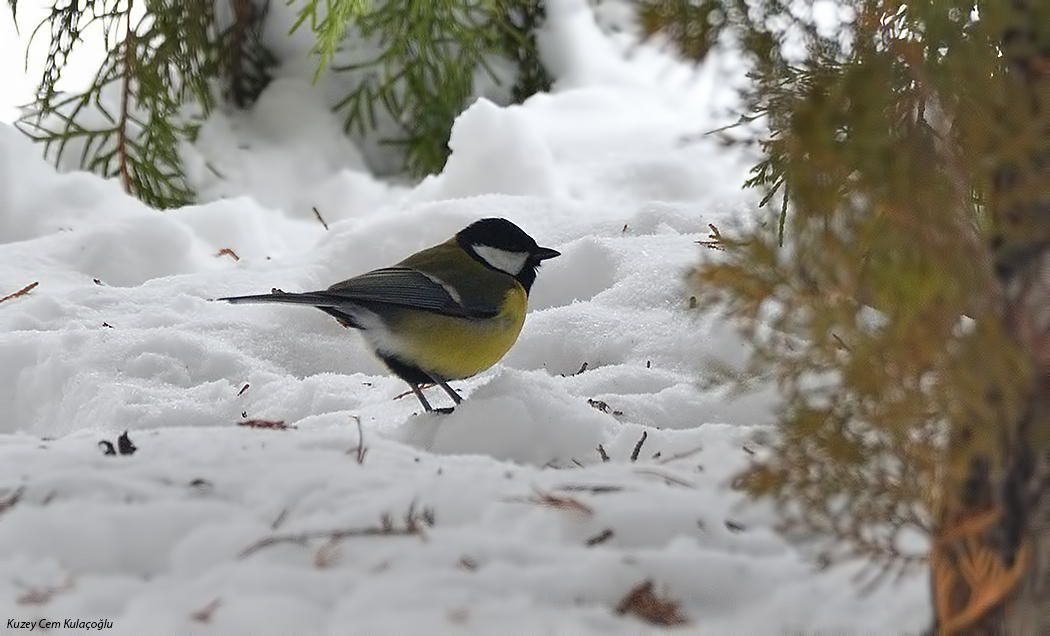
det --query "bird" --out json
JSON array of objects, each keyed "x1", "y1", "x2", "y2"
[{"x1": 219, "y1": 218, "x2": 560, "y2": 413}]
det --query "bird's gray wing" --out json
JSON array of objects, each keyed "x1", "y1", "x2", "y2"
[{"x1": 323, "y1": 266, "x2": 498, "y2": 319}]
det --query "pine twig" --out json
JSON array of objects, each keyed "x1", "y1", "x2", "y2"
[{"x1": 117, "y1": 0, "x2": 135, "y2": 195}]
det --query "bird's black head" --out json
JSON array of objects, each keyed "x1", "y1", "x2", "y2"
[{"x1": 456, "y1": 218, "x2": 560, "y2": 293}]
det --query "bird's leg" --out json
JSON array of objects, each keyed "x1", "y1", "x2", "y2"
[
  {"x1": 437, "y1": 381, "x2": 463, "y2": 404},
  {"x1": 409, "y1": 383, "x2": 433, "y2": 412}
]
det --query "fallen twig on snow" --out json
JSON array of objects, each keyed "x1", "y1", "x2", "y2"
[
  {"x1": 312, "y1": 206, "x2": 329, "y2": 230},
  {"x1": 191, "y1": 598, "x2": 222, "y2": 623},
  {"x1": 555, "y1": 484, "x2": 624, "y2": 494},
  {"x1": 585, "y1": 529, "x2": 614, "y2": 547},
  {"x1": 237, "y1": 419, "x2": 295, "y2": 430},
  {"x1": 0, "y1": 487, "x2": 25, "y2": 518},
  {"x1": 507, "y1": 488, "x2": 593, "y2": 517},
  {"x1": 630, "y1": 431, "x2": 648, "y2": 461},
  {"x1": 347, "y1": 415, "x2": 367, "y2": 464},
  {"x1": 238, "y1": 503, "x2": 435, "y2": 560},
  {"x1": 655, "y1": 445, "x2": 704, "y2": 465},
  {"x1": 0, "y1": 282, "x2": 38, "y2": 304},
  {"x1": 393, "y1": 383, "x2": 436, "y2": 401},
  {"x1": 632, "y1": 467, "x2": 695, "y2": 489}
]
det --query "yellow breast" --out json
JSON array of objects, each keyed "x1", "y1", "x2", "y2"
[{"x1": 388, "y1": 285, "x2": 528, "y2": 381}]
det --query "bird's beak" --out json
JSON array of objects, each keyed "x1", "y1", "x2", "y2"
[{"x1": 535, "y1": 247, "x2": 561, "y2": 261}]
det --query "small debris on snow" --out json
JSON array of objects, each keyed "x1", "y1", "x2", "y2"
[{"x1": 615, "y1": 580, "x2": 688, "y2": 627}]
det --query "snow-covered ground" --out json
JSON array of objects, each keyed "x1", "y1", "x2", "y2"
[{"x1": 0, "y1": 2, "x2": 929, "y2": 633}]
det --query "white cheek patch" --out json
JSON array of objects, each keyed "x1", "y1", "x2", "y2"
[{"x1": 474, "y1": 245, "x2": 529, "y2": 276}]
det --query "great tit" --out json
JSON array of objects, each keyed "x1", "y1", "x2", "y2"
[{"x1": 219, "y1": 218, "x2": 560, "y2": 412}]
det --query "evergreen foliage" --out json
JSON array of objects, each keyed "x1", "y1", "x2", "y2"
[
  {"x1": 686, "y1": 0, "x2": 1048, "y2": 593},
  {"x1": 638, "y1": 0, "x2": 726, "y2": 62},
  {"x1": 222, "y1": 0, "x2": 277, "y2": 108},
  {"x1": 14, "y1": 1, "x2": 551, "y2": 203},
  {"x1": 15, "y1": 0, "x2": 272, "y2": 209},
  {"x1": 289, "y1": 0, "x2": 370, "y2": 77},
  {"x1": 297, "y1": 0, "x2": 551, "y2": 175}
]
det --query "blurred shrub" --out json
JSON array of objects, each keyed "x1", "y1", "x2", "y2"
[
  {"x1": 684, "y1": 4, "x2": 1049, "y2": 627},
  {"x1": 637, "y1": 0, "x2": 725, "y2": 61}
]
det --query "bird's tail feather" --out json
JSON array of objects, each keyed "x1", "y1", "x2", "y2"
[
  {"x1": 217, "y1": 292, "x2": 342, "y2": 307},
  {"x1": 217, "y1": 292, "x2": 364, "y2": 329}
]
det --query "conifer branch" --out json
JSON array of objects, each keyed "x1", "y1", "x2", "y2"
[
  {"x1": 15, "y1": 1, "x2": 276, "y2": 209},
  {"x1": 117, "y1": 0, "x2": 134, "y2": 195},
  {"x1": 888, "y1": 33, "x2": 1001, "y2": 312},
  {"x1": 689, "y1": 6, "x2": 1042, "y2": 610},
  {"x1": 297, "y1": 0, "x2": 551, "y2": 175}
]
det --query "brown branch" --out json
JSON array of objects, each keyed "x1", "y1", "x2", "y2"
[
  {"x1": 237, "y1": 419, "x2": 294, "y2": 430},
  {"x1": 394, "y1": 383, "x2": 435, "y2": 400},
  {"x1": 0, "y1": 282, "x2": 38, "y2": 304},
  {"x1": 312, "y1": 206, "x2": 329, "y2": 230},
  {"x1": 930, "y1": 508, "x2": 1032, "y2": 634}
]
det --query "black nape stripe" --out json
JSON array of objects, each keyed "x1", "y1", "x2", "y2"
[
  {"x1": 456, "y1": 218, "x2": 541, "y2": 254},
  {"x1": 456, "y1": 218, "x2": 547, "y2": 294}
]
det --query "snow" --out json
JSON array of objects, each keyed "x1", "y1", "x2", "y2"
[{"x1": 0, "y1": 2, "x2": 929, "y2": 633}]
